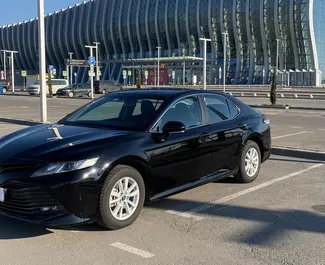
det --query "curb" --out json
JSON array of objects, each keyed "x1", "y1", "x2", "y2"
[
  {"x1": 271, "y1": 146, "x2": 325, "y2": 162},
  {"x1": 249, "y1": 104, "x2": 325, "y2": 111}
]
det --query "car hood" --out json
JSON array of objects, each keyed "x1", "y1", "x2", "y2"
[{"x1": 0, "y1": 124, "x2": 132, "y2": 164}]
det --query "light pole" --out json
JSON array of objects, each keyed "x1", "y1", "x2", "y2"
[
  {"x1": 183, "y1": 59, "x2": 186, "y2": 86},
  {"x1": 38, "y1": 0, "x2": 47, "y2": 123},
  {"x1": 222, "y1": 32, "x2": 228, "y2": 93},
  {"x1": 1, "y1": 50, "x2": 7, "y2": 80},
  {"x1": 94, "y1": 42, "x2": 100, "y2": 81},
  {"x1": 6, "y1": 50, "x2": 18, "y2": 94},
  {"x1": 157, "y1": 47, "x2": 161, "y2": 86},
  {"x1": 68, "y1": 52, "x2": 74, "y2": 85},
  {"x1": 200, "y1": 38, "x2": 211, "y2": 90},
  {"x1": 85, "y1": 45, "x2": 96, "y2": 99}
]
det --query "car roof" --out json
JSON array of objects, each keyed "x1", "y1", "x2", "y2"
[{"x1": 114, "y1": 88, "x2": 228, "y2": 98}]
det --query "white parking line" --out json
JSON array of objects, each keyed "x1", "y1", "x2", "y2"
[
  {"x1": 288, "y1": 126, "x2": 303, "y2": 129},
  {"x1": 166, "y1": 163, "x2": 323, "y2": 220},
  {"x1": 272, "y1": 131, "x2": 310, "y2": 140},
  {"x1": 110, "y1": 242, "x2": 155, "y2": 259},
  {"x1": 318, "y1": 129, "x2": 325, "y2": 131}
]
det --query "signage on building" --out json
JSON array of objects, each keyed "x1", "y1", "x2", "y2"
[
  {"x1": 88, "y1": 71, "x2": 95, "y2": 77},
  {"x1": 147, "y1": 68, "x2": 168, "y2": 85},
  {"x1": 66, "y1": 59, "x2": 88, "y2": 66}
]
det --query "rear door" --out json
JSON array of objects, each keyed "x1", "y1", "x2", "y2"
[{"x1": 201, "y1": 94, "x2": 243, "y2": 173}]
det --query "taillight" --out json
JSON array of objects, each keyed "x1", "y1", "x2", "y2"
[{"x1": 263, "y1": 116, "x2": 270, "y2": 125}]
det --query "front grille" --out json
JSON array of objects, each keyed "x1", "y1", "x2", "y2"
[{"x1": 0, "y1": 182, "x2": 63, "y2": 217}]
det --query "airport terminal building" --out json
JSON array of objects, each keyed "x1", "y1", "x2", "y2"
[{"x1": 0, "y1": 0, "x2": 324, "y2": 86}]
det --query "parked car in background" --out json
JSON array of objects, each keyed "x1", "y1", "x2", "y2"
[
  {"x1": 57, "y1": 84, "x2": 91, "y2": 98},
  {"x1": 0, "y1": 80, "x2": 11, "y2": 93},
  {"x1": 27, "y1": 79, "x2": 68, "y2": 95},
  {"x1": 94, "y1": 80, "x2": 122, "y2": 94},
  {"x1": 0, "y1": 89, "x2": 271, "y2": 230}
]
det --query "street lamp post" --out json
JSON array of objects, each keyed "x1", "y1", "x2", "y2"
[
  {"x1": 200, "y1": 38, "x2": 211, "y2": 90},
  {"x1": 38, "y1": 0, "x2": 47, "y2": 123},
  {"x1": 157, "y1": 47, "x2": 161, "y2": 86},
  {"x1": 6, "y1": 50, "x2": 18, "y2": 94},
  {"x1": 222, "y1": 32, "x2": 228, "y2": 93},
  {"x1": 94, "y1": 42, "x2": 100, "y2": 81},
  {"x1": 68, "y1": 52, "x2": 74, "y2": 85},
  {"x1": 85, "y1": 45, "x2": 96, "y2": 99},
  {"x1": 1, "y1": 50, "x2": 7, "y2": 80}
]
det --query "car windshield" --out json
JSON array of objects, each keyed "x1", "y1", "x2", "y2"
[{"x1": 60, "y1": 93, "x2": 169, "y2": 131}]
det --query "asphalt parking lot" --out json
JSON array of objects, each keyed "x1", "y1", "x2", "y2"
[{"x1": 0, "y1": 95, "x2": 324, "y2": 264}]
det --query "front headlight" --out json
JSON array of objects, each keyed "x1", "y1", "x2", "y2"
[{"x1": 32, "y1": 157, "x2": 99, "y2": 177}]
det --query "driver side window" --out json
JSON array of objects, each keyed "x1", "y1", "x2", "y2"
[{"x1": 155, "y1": 96, "x2": 203, "y2": 132}]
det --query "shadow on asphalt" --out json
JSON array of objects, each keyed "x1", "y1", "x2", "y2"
[
  {"x1": 148, "y1": 198, "x2": 325, "y2": 246},
  {"x1": 0, "y1": 215, "x2": 53, "y2": 239}
]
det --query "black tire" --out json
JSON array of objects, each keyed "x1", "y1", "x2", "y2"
[
  {"x1": 97, "y1": 165, "x2": 145, "y2": 230},
  {"x1": 234, "y1": 140, "x2": 261, "y2": 183},
  {"x1": 87, "y1": 91, "x2": 91, "y2": 98},
  {"x1": 102, "y1": 89, "x2": 107, "y2": 94}
]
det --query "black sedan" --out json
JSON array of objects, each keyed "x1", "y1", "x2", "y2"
[
  {"x1": 57, "y1": 84, "x2": 91, "y2": 98},
  {"x1": 0, "y1": 89, "x2": 271, "y2": 229}
]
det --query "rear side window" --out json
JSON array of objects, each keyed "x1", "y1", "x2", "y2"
[{"x1": 203, "y1": 95, "x2": 239, "y2": 123}]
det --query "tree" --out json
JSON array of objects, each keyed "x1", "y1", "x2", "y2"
[
  {"x1": 136, "y1": 69, "x2": 142, "y2": 89},
  {"x1": 48, "y1": 67, "x2": 53, "y2": 98},
  {"x1": 270, "y1": 68, "x2": 277, "y2": 105}
]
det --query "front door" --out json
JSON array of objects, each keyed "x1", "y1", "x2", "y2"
[{"x1": 146, "y1": 95, "x2": 211, "y2": 196}]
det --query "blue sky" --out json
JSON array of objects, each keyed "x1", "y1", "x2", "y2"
[{"x1": 0, "y1": 0, "x2": 80, "y2": 25}]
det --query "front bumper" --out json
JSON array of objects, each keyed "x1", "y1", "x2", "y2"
[{"x1": 0, "y1": 166, "x2": 105, "y2": 226}]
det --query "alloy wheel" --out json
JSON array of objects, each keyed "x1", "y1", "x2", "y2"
[
  {"x1": 109, "y1": 177, "x2": 140, "y2": 221},
  {"x1": 245, "y1": 148, "x2": 259, "y2": 177}
]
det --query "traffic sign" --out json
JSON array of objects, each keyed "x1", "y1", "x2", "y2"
[
  {"x1": 128, "y1": 71, "x2": 132, "y2": 76},
  {"x1": 21, "y1": 70, "x2": 27, "y2": 77},
  {"x1": 97, "y1": 70, "x2": 102, "y2": 76},
  {"x1": 88, "y1": 57, "x2": 95, "y2": 65},
  {"x1": 88, "y1": 71, "x2": 95, "y2": 77},
  {"x1": 145, "y1": 71, "x2": 148, "y2": 78},
  {"x1": 62, "y1": 71, "x2": 68, "y2": 77},
  {"x1": 49, "y1": 65, "x2": 54, "y2": 71}
]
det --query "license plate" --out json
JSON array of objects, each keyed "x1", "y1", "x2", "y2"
[{"x1": 0, "y1": 188, "x2": 5, "y2": 202}]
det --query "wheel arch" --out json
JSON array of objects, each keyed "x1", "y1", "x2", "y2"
[
  {"x1": 106, "y1": 155, "x2": 153, "y2": 203},
  {"x1": 245, "y1": 133, "x2": 265, "y2": 161}
]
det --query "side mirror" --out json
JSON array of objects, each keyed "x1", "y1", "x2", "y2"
[{"x1": 162, "y1": 121, "x2": 185, "y2": 134}]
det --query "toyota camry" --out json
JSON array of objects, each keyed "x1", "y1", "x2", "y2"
[{"x1": 0, "y1": 89, "x2": 271, "y2": 230}]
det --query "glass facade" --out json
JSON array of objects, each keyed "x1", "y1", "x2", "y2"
[
  {"x1": 313, "y1": 0, "x2": 325, "y2": 83},
  {"x1": 0, "y1": 0, "x2": 323, "y2": 85}
]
